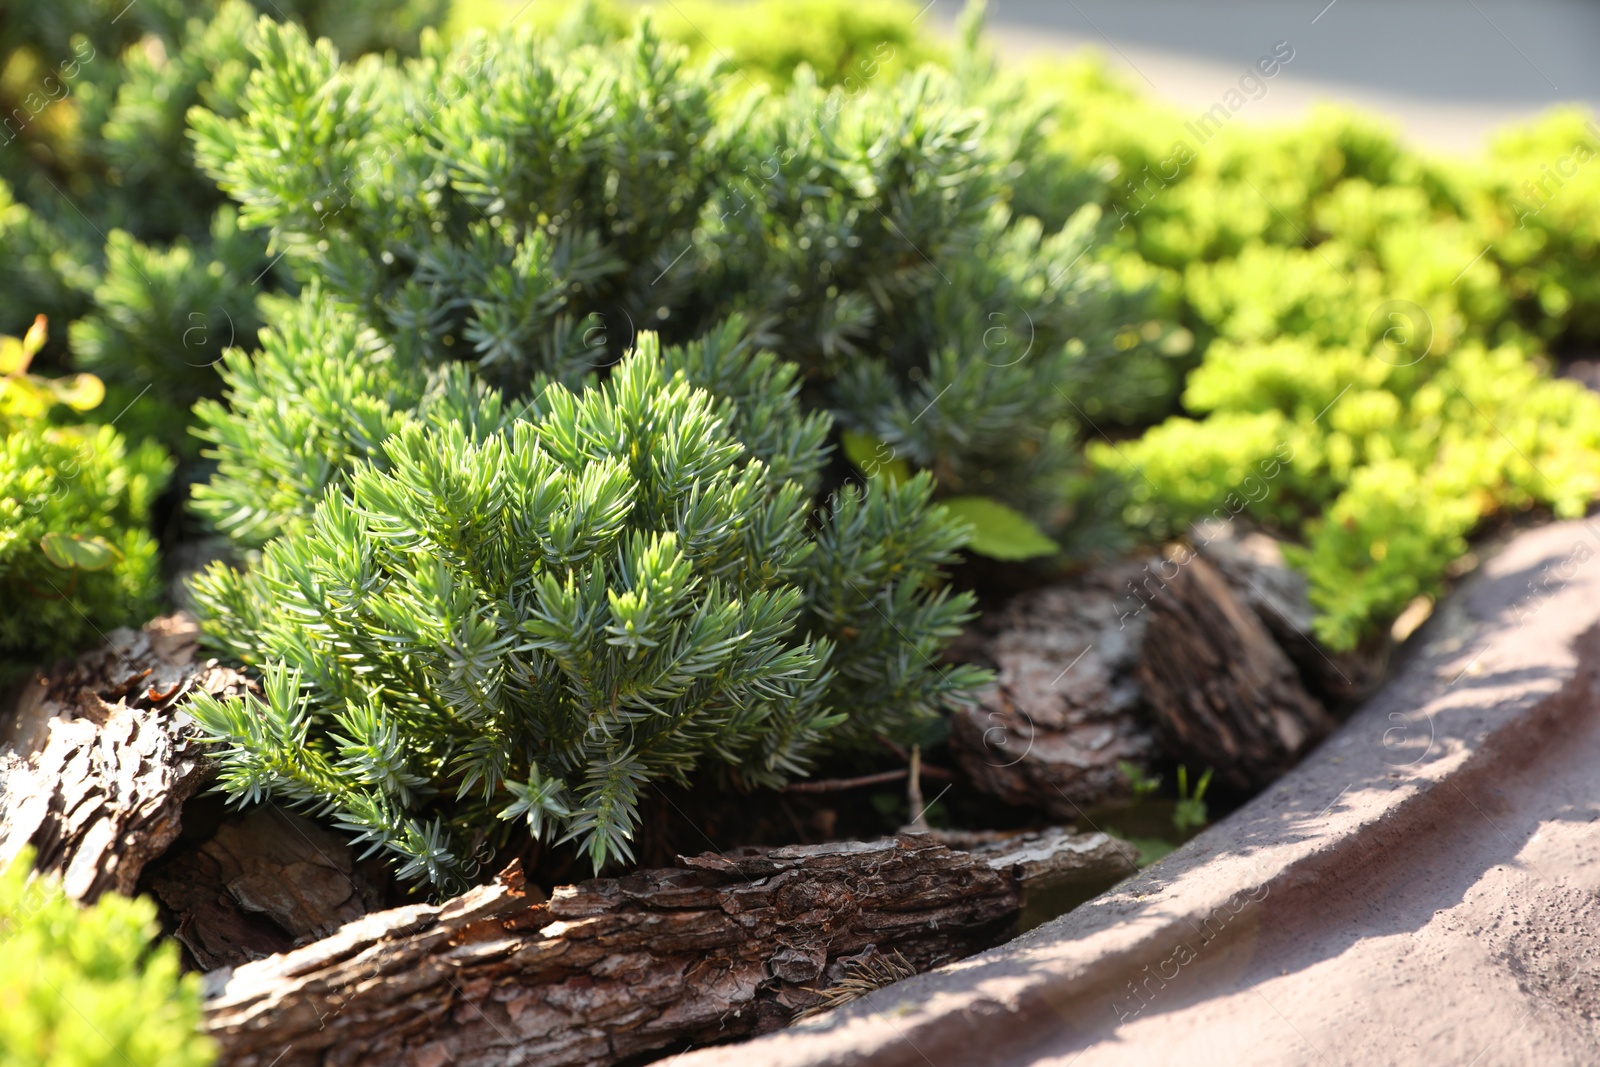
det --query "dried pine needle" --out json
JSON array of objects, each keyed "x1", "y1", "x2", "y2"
[{"x1": 793, "y1": 950, "x2": 920, "y2": 1021}]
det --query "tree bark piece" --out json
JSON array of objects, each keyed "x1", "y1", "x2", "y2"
[
  {"x1": 0, "y1": 614, "x2": 391, "y2": 973},
  {"x1": 1190, "y1": 522, "x2": 1386, "y2": 705},
  {"x1": 143, "y1": 805, "x2": 391, "y2": 971},
  {"x1": 947, "y1": 556, "x2": 1164, "y2": 817},
  {"x1": 956, "y1": 826, "x2": 1135, "y2": 894},
  {"x1": 0, "y1": 614, "x2": 247, "y2": 901},
  {"x1": 1136, "y1": 549, "x2": 1337, "y2": 790},
  {"x1": 948, "y1": 534, "x2": 1351, "y2": 814},
  {"x1": 202, "y1": 831, "x2": 1125, "y2": 1067}
]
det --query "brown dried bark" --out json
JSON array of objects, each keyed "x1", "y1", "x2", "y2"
[
  {"x1": 203, "y1": 830, "x2": 1127, "y2": 1067},
  {"x1": 947, "y1": 556, "x2": 1164, "y2": 818},
  {"x1": 1190, "y1": 524, "x2": 1386, "y2": 705},
  {"x1": 948, "y1": 533, "x2": 1344, "y2": 812},
  {"x1": 143, "y1": 805, "x2": 391, "y2": 971},
  {"x1": 1136, "y1": 549, "x2": 1337, "y2": 790},
  {"x1": 0, "y1": 614, "x2": 246, "y2": 901},
  {"x1": 0, "y1": 614, "x2": 389, "y2": 972}
]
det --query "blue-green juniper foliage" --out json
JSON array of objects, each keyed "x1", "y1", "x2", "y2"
[
  {"x1": 188, "y1": 14, "x2": 1178, "y2": 541},
  {"x1": 187, "y1": 339, "x2": 987, "y2": 888}
]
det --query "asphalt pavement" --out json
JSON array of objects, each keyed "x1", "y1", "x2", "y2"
[{"x1": 927, "y1": 0, "x2": 1600, "y2": 154}]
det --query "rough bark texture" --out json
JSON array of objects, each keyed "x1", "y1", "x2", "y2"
[
  {"x1": 948, "y1": 530, "x2": 1348, "y2": 814},
  {"x1": 1136, "y1": 548, "x2": 1338, "y2": 791},
  {"x1": 1191, "y1": 523, "x2": 1386, "y2": 704},
  {"x1": 953, "y1": 826, "x2": 1135, "y2": 895},
  {"x1": 143, "y1": 805, "x2": 391, "y2": 971},
  {"x1": 0, "y1": 614, "x2": 246, "y2": 901},
  {"x1": 948, "y1": 556, "x2": 1163, "y2": 818},
  {"x1": 0, "y1": 614, "x2": 391, "y2": 972},
  {"x1": 202, "y1": 831, "x2": 1125, "y2": 1067}
]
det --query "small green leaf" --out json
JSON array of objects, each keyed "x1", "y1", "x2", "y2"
[
  {"x1": 40, "y1": 532, "x2": 123, "y2": 572},
  {"x1": 51, "y1": 373, "x2": 105, "y2": 412},
  {"x1": 0, "y1": 377, "x2": 50, "y2": 420},
  {"x1": 942, "y1": 496, "x2": 1059, "y2": 561},
  {"x1": 1118, "y1": 760, "x2": 1162, "y2": 798},
  {"x1": 0, "y1": 337, "x2": 27, "y2": 376},
  {"x1": 840, "y1": 429, "x2": 910, "y2": 485}
]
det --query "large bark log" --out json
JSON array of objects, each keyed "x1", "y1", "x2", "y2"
[
  {"x1": 1136, "y1": 548, "x2": 1338, "y2": 790},
  {"x1": 202, "y1": 829, "x2": 1126, "y2": 1067}
]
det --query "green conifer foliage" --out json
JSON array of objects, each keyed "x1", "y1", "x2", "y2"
[
  {"x1": 187, "y1": 284, "x2": 430, "y2": 548},
  {"x1": 69, "y1": 207, "x2": 269, "y2": 436},
  {"x1": 0, "y1": 187, "x2": 96, "y2": 358},
  {"x1": 0, "y1": 0, "x2": 448, "y2": 454},
  {"x1": 189, "y1": 15, "x2": 1176, "y2": 537},
  {"x1": 187, "y1": 342, "x2": 984, "y2": 887},
  {"x1": 447, "y1": 0, "x2": 944, "y2": 89},
  {"x1": 1, "y1": 0, "x2": 445, "y2": 244}
]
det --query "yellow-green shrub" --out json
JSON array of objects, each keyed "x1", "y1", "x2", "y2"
[
  {"x1": 0, "y1": 318, "x2": 169, "y2": 671},
  {"x1": 0, "y1": 851, "x2": 214, "y2": 1067},
  {"x1": 1050, "y1": 54, "x2": 1600, "y2": 649},
  {"x1": 446, "y1": 0, "x2": 942, "y2": 87}
]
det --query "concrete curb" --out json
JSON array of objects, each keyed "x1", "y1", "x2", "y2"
[{"x1": 677, "y1": 518, "x2": 1600, "y2": 1066}]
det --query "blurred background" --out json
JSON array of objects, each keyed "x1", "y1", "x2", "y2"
[{"x1": 924, "y1": 0, "x2": 1600, "y2": 154}]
